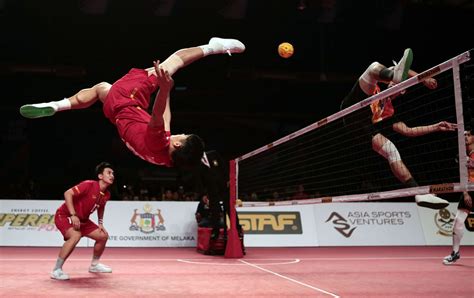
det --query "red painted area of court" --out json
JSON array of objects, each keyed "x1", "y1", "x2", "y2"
[{"x1": 1, "y1": 246, "x2": 473, "y2": 297}]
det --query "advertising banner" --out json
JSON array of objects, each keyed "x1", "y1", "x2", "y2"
[
  {"x1": 1, "y1": 200, "x2": 198, "y2": 247},
  {"x1": 0, "y1": 200, "x2": 88, "y2": 247},
  {"x1": 417, "y1": 204, "x2": 474, "y2": 246},
  {"x1": 3, "y1": 200, "x2": 471, "y2": 247},
  {"x1": 237, "y1": 205, "x2": 318, "y2": 247},
  {"x1": 314, "y1": 203, "x2": 425, "y2": 246},
  {"x1": 105, "y1": 201, "x2": 198, "y2": 247}
]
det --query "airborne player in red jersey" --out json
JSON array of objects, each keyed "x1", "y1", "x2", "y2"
[
  {"x1": 20, "y1": 37, "x2": 245, "y2": 170},
  {"x1": 51, "y1": 162, "x2": 115, "y2": 280}
]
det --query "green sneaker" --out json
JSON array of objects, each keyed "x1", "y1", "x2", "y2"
[
  {"x1": 20, "y1": 104, "x2": 56, "y2": 119},
  {"x1": 392, "y1": 48, "x2": 413, "y2": 83}
]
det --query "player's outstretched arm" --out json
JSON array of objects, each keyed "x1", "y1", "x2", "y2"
[
  {"x1": 393, "y1": 121, "x2": 457, "y2": 137},
  {"x1": 149, "y1": 61, "x2": 174, "y2": 131}
]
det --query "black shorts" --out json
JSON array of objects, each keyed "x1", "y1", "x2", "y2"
[{"x1": 340, "y1": 81, "x2": 367, "y2": 110}]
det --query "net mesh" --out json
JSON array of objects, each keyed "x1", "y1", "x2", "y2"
[{"x1": 234, "y1": 50, "x2": 473, "y2": 205}]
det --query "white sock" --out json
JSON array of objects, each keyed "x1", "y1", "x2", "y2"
[
  {"x1": 452, "y1": 210, "x2": 468, "y2": 253},
  {"x1": 198, "y1": 45, "x2": 214, "y2": 57},
  {"x1": 91, "y1": 255, "x2": 100, "y2": 266},
  {"x1": 54, "y1": 257, "x2": 65, "y2": 271},
  {"x1": 55, "y1": 98, "x2": 72, "y2": 112},
  {"x1": 32, "y1": 98, "x2": 71, "y2": 112}
]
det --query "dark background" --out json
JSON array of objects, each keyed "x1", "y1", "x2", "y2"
[{"x1": 1, "y1": 0, "x2": 473, "y2": 199}]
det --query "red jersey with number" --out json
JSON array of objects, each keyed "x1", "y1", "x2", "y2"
[
  {"x1": 103, "y1": 68, "x2": 172, "y2": 167},
  {"x1": 56, "y1": 180, "x2": 110, "y2": 221}
]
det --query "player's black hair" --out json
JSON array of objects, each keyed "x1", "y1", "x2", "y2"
[
  {"x1": 171, "y1": 134, "x2": 205, "y2": 169},
  {"x1": 95, "y1": 162, "x2": 114, "y2": 176}
]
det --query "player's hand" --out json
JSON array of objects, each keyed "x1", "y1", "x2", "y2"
[
  {"x1": 463, "y1": 192, "x2": 472, "y2": 210},
  {"x1": 70, "y1": 215, "x2": 81, "y2": 231},
  {"x1": 436, "y1": 121, "x2": 457, "y2": 132},
  {"x1": 467, "y1": 157, "x2": 474, "y2": 168},
  {"x1": 153, "y1": 60, "x2": 174, "y2": 90},
  {"x1": 423, "y1": 78, "x2": 438, "y2": 89},
  {"x1": 153, "y1": 60, "x2": 160, "y2": 75}
]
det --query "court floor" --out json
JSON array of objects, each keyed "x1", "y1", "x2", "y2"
[{"x1": 1, "y1": 246, "x2": 473, "y2": 297}]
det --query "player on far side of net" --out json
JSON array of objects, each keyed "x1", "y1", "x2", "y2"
[
  {"x1": 51, "y1": 162, "x2": 115, "y2": 280},
  {"x1": 19, "y1": 37, "x2": 245, "y2": 171},
  {"x1": 340, "y1": 48, "x2": 457, "y2": 209},
  {"x1": 443, "y1": 127, "x2": 474, "y2": 265}
]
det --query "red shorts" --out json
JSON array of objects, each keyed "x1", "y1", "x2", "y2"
[
  {"x1": 103, "y1": 68, "x2": 158, "y2": 122},
  {"x1": 102, "y1": 68, "x2": 172, "y2": 167},
  {"x1": 54, "y1": 213, "x2": 99, "y2": 240}
]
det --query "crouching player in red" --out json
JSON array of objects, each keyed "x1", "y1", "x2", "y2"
[{"x1": 51, "y1": 162, "x2": 115, "y2": 280}]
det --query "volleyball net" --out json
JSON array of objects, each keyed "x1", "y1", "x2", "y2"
[{"x1": 230, "y1": 49, "x2": 473, "y2": 207}]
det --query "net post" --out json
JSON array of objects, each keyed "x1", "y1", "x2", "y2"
[
  {"x1": 452, "y1": 59, "x2": 468, "y2": 189},
  {"x1": 225, "y1": 159, "x2": 243, "y2": 258}
]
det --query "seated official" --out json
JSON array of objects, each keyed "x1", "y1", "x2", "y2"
[{"x1": 195, "y1": 195, "x2": 211, "y2": 227}]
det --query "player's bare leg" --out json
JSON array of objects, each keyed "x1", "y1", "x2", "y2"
[
  {"x1": 86, "y1": 228, "x2": 112, "y2": 273},
  {"x1": 371, "y1": 133, "x2": 448, "y2": 209},
  {"x1": 50, "y1": 228, "x2": 82, "y2": 280},
  {"x1": 443, "y1": 209, "x2": 468, "y2": 264},
  {"x1": 20, "y1": 82, "x2": 111, "y2": 119},
  {"x1": 145, "y1": 37, "x2": 245, "y2": 77}
]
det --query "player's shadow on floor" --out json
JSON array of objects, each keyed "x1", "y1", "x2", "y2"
[
  {"x1": 49, "y1": 275, "x2": 111, "y2": 287},
  {"x1": 447, "y1": 263, "x2": 474, "y2": 268}
]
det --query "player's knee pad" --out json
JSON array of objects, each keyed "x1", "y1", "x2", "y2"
[
  {"x1": 359, "y1": 62, "x2": 380, "y2": 95},
  {"x1": 375, "y1": 139, "x2": 401, "y2": 163},
  {"x1": 160, "y1": 53, "x2": 184, "y2": 76},
  {"x1": 453, "y1": 210, "x2": 468, "y2": 237}
]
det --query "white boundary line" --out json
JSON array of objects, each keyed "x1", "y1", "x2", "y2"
[
  {"x1": 239, "y1": 259, "x2": 340, "y2": 297},
  {"x1": 177, "y1": 258, "x2": 300, "y2": 266},
  {"x1": 1, "y1": 256, "x2": 473, "y2": 262},
  {"x1": 284, "y1": 256, "x2": 474, "y2": 261}
]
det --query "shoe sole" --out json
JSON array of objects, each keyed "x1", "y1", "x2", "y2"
[
  {"x1": 89, "y1": 269, "x2": 112, "y2": 273},
  {"x1": 20, "y1": 105, "x2": 55, "y2": 119},
  {"x1": 400, "y1": 49, "x2": 413, "y2": 81},
  {"x1": 50, "y1": 275, "x2": 69, "y2": 280},
  {"x1": 416, "y1": 201, "x2": 449, "y2": 209}
]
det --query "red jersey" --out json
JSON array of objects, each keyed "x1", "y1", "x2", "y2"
[
  {"x1": 370, "y1": 85, "x2": 395, "y2": 124},
  {"x1": 103, "y1": 68, "x2": 172, "y2": 167},
  {"x1": 57, "y1": 180, "x2": 110, "y2": 221}
]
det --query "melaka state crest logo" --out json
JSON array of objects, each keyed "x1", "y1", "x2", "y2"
[{"x1": 129, "y1": 204, "x2": 166, "y2": 234}]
